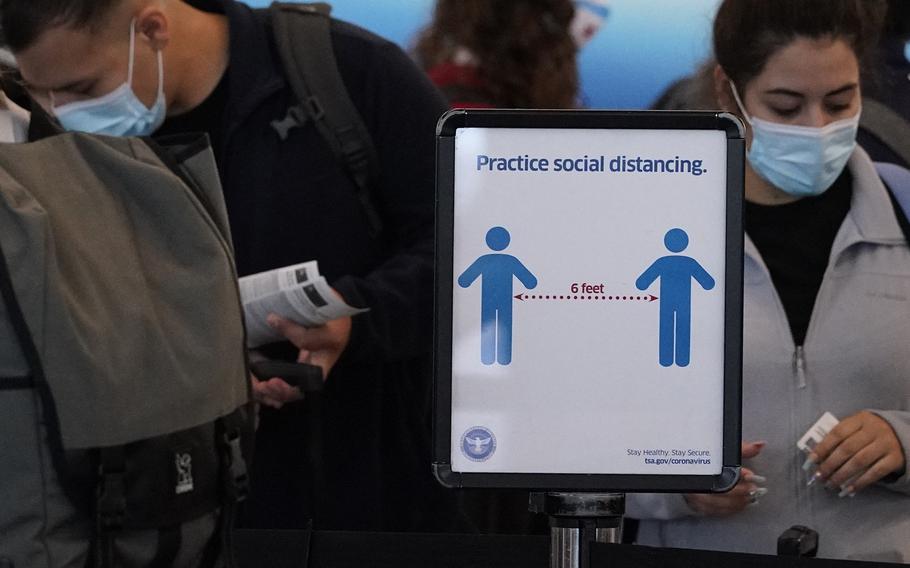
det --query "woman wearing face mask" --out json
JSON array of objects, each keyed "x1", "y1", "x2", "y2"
[{"x1": 626, "y1": 0, "x2": 910, "y2": 561}]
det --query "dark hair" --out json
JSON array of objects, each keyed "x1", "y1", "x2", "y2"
[
  {"x1": 414, "y1": 0, "x2": 579, "y2": 109},
  {"x1": 713, "y1": 0, "x2": 888, "y2": 89},
  {"x1": 1, "y1": 0, "x2": 122, "y2": 51},
  {"x1": 886, "y1": 0, "x2": 910, "y2": 37}
]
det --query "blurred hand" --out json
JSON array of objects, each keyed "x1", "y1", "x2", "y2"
[
  {"x1": 251, "y1": 374, "x2": 302, "y2": 410},
  {"x1": 684, "y1": 441, "x2": 767, "y2": 516},
  {"x1": 266, "y1": 312, "x2": 352, "y2": 378},
  {"x1": 808, "y1": 411, "x2": 905, "y2": 496},
  {"x1": 249, "y1": 300, "x2": 351, "y2": 410}
]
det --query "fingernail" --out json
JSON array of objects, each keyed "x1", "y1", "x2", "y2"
[
  {"x1": 801, "y1": 456, "x2": 815, "y2": 471},
  {"x1": 746, "y1": 474, "x2": 767, "y2": 484},
  {"x1": 838, "y1": 486, "x2": 855, "y2": 498},
  {"x1": 807, "y1": 472, "x2": 821, "y2": 487},
  {"x1": 748, "y1": 487, "x2": 767, "y2": 505}
]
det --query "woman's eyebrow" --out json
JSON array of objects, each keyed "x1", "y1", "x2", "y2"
[
  {"x1": 762, "y1": 83, "x2": 858, "y2": 98},
  {"x1": 824, "y1": 83, "x2": 858, "y2": 97},
  {"x1": 763, "y1": 88, "x2": 803, "y2": 98}
]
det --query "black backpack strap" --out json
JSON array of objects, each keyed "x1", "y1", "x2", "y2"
[
  {"x1": 0, "y1": 237, "x2": 70, "y2": 451},
  {"x1": 268, "y1": 2, "x2": 384, "y2": 237},
  {"x1": 94, "y1": 446, "x2": 127, "y2": 568},
  {"x1": 861, "y1": 98, "x2": 910, "y2": 168},
  {"x1": 0, "y1": 243, "x2": 41, "y2": 388}
]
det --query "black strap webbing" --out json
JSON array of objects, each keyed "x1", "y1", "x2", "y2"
[
  {"x1": 0, "y1": 244, "x2": 40, "y2": 387},
  {"x1": 0, "y1": 376, "x2": 33, "y2": 390},
  {"x1": 861, "y1": 98, "x2": 910, "y2": 168},
  {"x1": 0, "y1": 232, "x2": 86, "y2": 515},
  {"x1": 268, "y1": 2, "x2": 384, "y2": 237},
  {"x1": 149, "y1": 525, "x2": 182, "y2": 568}
]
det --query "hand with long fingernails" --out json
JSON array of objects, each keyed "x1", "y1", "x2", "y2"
[
  {"x1": 684, "y1": 441, "x2": 768, "y2": 516},
  {"x1": 805, "y1": 411, "x2": 905, "y2": 498}
]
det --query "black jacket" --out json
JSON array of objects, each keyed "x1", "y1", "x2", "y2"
[{"x1": 163, "y1": 0, "x2": 454, "y2": 530}]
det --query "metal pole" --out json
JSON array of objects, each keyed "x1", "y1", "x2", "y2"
[
  {"x1": 530, "y1": 493, "x2": 625, "y2": 568},
  {"x1": 594, "y1": 526, "x2": 622, "y2": 544},
  {"x1": 551, "y1": 526, "x2": 582, "y2": 568}
]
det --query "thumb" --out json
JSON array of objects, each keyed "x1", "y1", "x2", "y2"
[
  {"x1": 741, "y1": 440, "x2": 766, "y2": 460},
  {"x1": 267, "y1": 314, "x2": 311, "y2": 348}
]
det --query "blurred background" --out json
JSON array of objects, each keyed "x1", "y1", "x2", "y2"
[{"x1": 242, "y1": 0, "x2": 722, "y2": 109}]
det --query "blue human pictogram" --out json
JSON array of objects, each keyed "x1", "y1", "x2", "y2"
[
  {"x1": 458, "y1": 226, "x2": 538, "y2": 365},
  {"x1": 636, "y1": 228, "x2": 715, "y2": 367}
]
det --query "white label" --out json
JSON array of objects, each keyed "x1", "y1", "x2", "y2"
[
  {"x1": 797, "y1": 412, "x2": 840, "y2": 453},
  {"x1": 175, "y1": 453, "x2": 195, "y2": 495}
]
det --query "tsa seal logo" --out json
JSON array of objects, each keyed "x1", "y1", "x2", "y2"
[{"x1": 461, "y1": 426, "x2": 496, "y2": 462}]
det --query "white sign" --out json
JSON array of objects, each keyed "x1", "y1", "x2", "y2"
[{"x1": 451, "y1": 127, "x2": 728, "y2": 475}]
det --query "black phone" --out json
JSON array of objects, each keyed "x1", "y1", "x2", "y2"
[{"x1": 249, "y1": 360, "x2": 324, "y2": 392}]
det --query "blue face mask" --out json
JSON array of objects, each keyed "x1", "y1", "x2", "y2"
[
  {"x1": 731, "y1": 83, "x2": 860, "y2": 197},
  {"x1": 53, "y1": 21, "x2": 166, "y2": 137}
]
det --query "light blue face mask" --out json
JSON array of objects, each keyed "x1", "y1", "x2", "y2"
[
  {"x1": 53, "y1": 21, "x2": 166, "y2": 137},
  {"x1": 731, "y1": 83, "x2": 860, "y2": 198}
]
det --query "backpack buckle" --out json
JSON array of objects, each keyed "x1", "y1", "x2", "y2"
[
  {"x1": 222, "y1": 428, "x2": 250, "y2": 503},
  {"x1": 96, "y1": 465, "x2": 126, "y2": 532},
  {"x1": 271, "y1": 104, "x2": 309, "y2": 141}
]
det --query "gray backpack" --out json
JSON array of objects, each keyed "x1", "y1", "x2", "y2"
[{"x1": 0, "y1": 109, "x2": 253, "y2": 567}]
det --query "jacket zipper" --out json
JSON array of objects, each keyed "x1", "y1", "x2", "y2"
[
  {"x1": 746, "y1": 239, "x2": 811, "y2": 515},
  {"x1": 793, "y1": 345, "x2": 807, "y2": 390}
]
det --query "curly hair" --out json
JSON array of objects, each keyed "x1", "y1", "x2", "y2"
[{"x1": 414, "y1": 0, "x2": 579, "y2": 109}]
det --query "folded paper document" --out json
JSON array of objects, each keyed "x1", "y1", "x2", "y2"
[{"x1": 240, "y1": 261, "x2": 368, "y2": 348}]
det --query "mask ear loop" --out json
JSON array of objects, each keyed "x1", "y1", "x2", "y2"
[
  {"x1": 131, "y1": 18, "x2": 164, "y2": 97},
  {"x1": 729, "y1": 81, "x2": 753, "y2": 126},
  {"x1": 130, "y1": 18, "x2": 165, "y2": 103},
  {"x1": 154, "y1": 48, "x2": 164, "y2": 97},
  {"x1": 127, "y1": 18, "x2": 137, "y2": 87}
]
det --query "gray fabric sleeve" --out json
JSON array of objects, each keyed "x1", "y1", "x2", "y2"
[
  {"x1": 625, "y1": 493, "x2": 696, "y2": 520},
  {"x1": 868, "y1": 409, "x2": 910, "y2": 494}
]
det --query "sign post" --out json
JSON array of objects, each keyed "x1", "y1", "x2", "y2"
[{"x1": 434, "y1": 110, "x2": 745, "y2": 567}]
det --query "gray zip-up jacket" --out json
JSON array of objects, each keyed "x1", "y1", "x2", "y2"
[{"x1": 627, "y1": 149, "x2": 910, "y2": 563}]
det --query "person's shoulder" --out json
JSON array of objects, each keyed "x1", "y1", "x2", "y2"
[
  {"x1": 328, "y1": 18, "x2": 402, "y2": 62},
  {"x1": 326, "y1": 17, "x2": 444, "y2": 110},
  {"x1": 327, "y1": 17, "x2": 430, "y2": 87}
]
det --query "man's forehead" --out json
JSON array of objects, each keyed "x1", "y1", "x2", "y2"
[{"x1": 16, "y1": 24, "x2": 114, "y2": 91}]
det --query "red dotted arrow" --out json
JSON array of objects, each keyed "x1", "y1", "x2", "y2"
[{"x1": 514, "y1": 293, "x2": 658, "y2": 302}]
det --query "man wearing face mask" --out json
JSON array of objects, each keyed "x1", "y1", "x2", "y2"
[
  {"x1": 1, "y1": 0, "x2": 458, "y2": 532},
  {"x1": 48, "y1": 17, "x2": 167, "y2": 136}
]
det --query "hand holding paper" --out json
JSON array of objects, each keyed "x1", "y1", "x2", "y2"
[
  {"x1": 239, "y1": 261, "x2": 367, "y2": 348},
  {"x1": 806, "y1": 411, "x2": 904, "y2": 497},
  {"x1": 267, "y1": 312, "x2": 351, "y2": 379}
]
